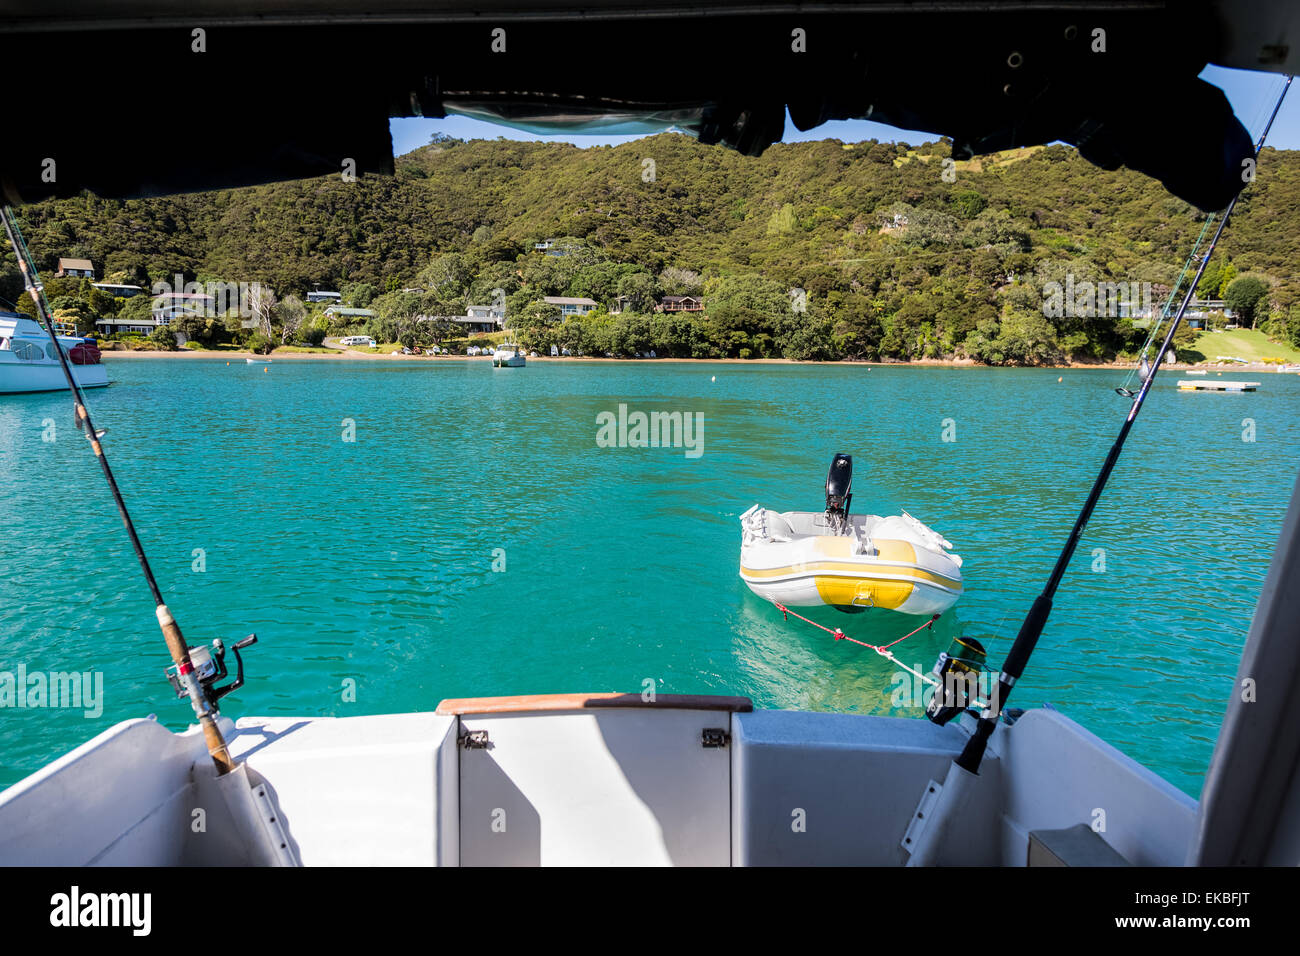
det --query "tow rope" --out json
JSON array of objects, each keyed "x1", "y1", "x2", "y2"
[{"x1": 770, "y1": 602, "x2": 987, "y2": 706}]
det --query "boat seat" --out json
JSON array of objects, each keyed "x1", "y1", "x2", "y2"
[
  {"x1": 767, "y1": 511, "x2": 794, "y2": 542},
  {"x1": 1027, "y1": 824, "x2": 1131, "y2": 866}
]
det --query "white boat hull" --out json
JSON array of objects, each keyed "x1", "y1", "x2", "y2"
[
  {"x1": 0, "y1": 356, "x2": 109, "y2": 394},
  {"x1": 0, "y1": 312, "x2": 110, "y2": 394},
  {"x1": 739, "y1": 507, "x2": 963, "y2": 615}
]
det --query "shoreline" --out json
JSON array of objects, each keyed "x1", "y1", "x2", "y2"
[{"x1": 98, "y1": 350, "x2": 1288, "y2": 371}]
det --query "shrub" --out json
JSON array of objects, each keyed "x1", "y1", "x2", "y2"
[
  {"x1": 148, "y1": 326, "x2": 178, "y2": 350},
  {"x1": 299, "y1": 324, "x2": 327, "y2": 346},
  {"x1": 246, "y1": 331, "x2": 274, "y2": 354}
]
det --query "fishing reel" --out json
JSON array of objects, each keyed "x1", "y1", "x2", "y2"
[
  {"x1": 925, "y1": 635, "x2": 987, "y2": 726},
  {"x1": 165, "y1": 634, "x2": 257, "y2": 712}
]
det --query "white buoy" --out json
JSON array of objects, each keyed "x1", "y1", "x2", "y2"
[{"x1": 711, "y1": 375, "x2": 716, "y2": 382}]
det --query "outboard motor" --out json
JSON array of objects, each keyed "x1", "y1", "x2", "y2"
[{"x1": 825, "y1": 453, "x2": 853, "y2": 534}]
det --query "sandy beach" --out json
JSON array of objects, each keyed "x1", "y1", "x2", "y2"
[{"x1": 99, "y1": 349, "x2": 1278, "y2": 371}]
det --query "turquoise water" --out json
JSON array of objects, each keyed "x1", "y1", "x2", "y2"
[{"x1": 1, "y1": 358, "x2": 1296, "y2": 796}]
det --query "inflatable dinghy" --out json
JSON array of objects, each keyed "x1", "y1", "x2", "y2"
[{"x1": 739, "y1": 454, "x2": 963, "y2": 616}]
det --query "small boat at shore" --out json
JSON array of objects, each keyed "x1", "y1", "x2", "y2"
[
  {"x1": 246, "y1": 357, "x2": 271, "y2": 364},
  {"x1": 0, "y1": 311, "x2": 108, "y2": 394},
  {"x1": 739, "y1": 454, "x2": 963, "y2": 616}
]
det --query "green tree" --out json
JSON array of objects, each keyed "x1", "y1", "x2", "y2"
[
  {"x1": 1286, "y1": 307, "x2": 1300, "y2": 349},
  {"x1": 613, "y1": 271, "x2": 660, "y2": 313},
  {"x1": 117, "y1": 294, "x2": 154, "y2": 323},
  {"x1": 342, "y1": 281, "x2": 377, "y2": 308},
  {"x1": 1223, "y1": 275, "x2": 1269, "y2": 328}
]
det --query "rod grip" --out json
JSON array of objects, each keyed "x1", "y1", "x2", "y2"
[
  {"x1": 955, "y1": 717, "x2": 995, "y2": 774},
  {"x1": 1003, "y1": 593, "x2": 1053, "y2": 681}
]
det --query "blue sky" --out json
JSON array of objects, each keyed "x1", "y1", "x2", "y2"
[{"x1": 390, "y1": 66, "x2": 1297, "y2": 155}]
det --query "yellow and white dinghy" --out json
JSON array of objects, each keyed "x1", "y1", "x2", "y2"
[{"x1": 738, "y1": 454, "x2": 963, "y2": 616}]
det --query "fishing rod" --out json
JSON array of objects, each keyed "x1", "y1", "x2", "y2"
[
  {"x1": 0, "y1": 205, "x2": 237, "y2": 775},
  {"x1": 907, "y1": 75, "x2": 1292, "y2": 865}
]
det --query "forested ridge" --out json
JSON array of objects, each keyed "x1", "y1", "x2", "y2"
[{"x1": 9, "y1": 133, "x2": 1300, "y2": 362}]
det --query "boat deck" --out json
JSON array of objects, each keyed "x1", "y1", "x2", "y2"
[{"x1": 0, "y1": 694, "x2": 1197, "y2": 867}]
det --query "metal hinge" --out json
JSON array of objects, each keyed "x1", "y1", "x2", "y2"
[
  {"x1": 901, "y1": 779, "x2": 943, "y2": 855},
  {"x1": 460, "y1": 729, "x2": 491, "y2": 749},
  {"x1": 702, "y1": 728, "x2": 730, "y2": 748}
]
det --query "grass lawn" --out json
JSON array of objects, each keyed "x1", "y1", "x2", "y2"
[
  {"x1": 275, "y1": 345, "x2": 337, "y2": 354},
  {"x1": 1190, "y1": 328, "x2": 1300, "y2": 364},
  {"x1": 180, "y1": 342, "x2": 244, "y2": 351}
]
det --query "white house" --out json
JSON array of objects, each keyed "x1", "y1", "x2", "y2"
[
  {"x1": 543, "y1": 296, "x2": 599, "y2": 317},
  {"x1": 307, "y1": 290, "x2": 342, "y2": 303},
  {"x1": 441, "y1": 303, "x2": 506, "y2": 334},
  {"x1": 151, "y1": 292, "x2": 216, "y2": 325}
]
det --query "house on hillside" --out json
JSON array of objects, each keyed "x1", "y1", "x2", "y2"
[
  {"x1": 91, "y1": 282, "x2": 147, "y2": 298},
  {"x1": 324, "y1": 307, "x2": 375, "y2": 320},
  {"x1": 152, "y1": 292, "x2": 216, "y2": 325},
  {"x1": 307, "y1": 290, "x2": 342, "y2": 304},
  {"x1": 463, "y1": 303, "x2": 506, "y2": 332},
  {"x1": 449, "y1": 316, "x2": 498, "y2": 334},
  {"x1": 534, "y1": 239, "x2": 580, "y2": 257},
  {"x1": 656, "y1": 295, "x2": 704, "y2": 313},
  {"x1": 425, "y1": 304, "x2": 506, "y2": 335},
  {"x1": 1182, "y1": 299, "x2": 1234, "y2": 331},
  {"x1": 55, "y1": 257, "x2": 94, "y2": 279},
  {"x1": 95, "y1": 314, "x2": 160, "y2": 336},
  {"x1": 543, "y1": 296, "x2": 598, "y2": 317}
]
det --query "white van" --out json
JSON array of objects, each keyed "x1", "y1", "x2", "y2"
[{"x1": 340, "y1": 335, "x2": 377, "y2": 348}]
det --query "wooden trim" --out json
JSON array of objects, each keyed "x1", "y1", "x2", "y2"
[{"x1": 435, "y1": 692, "x2": 753, "y2": 716}]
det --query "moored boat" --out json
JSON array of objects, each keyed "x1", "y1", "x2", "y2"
[
  {"x1": 493, "y1": 343, "x2": 526, "y2": 367},
  {"x1": 0, "y1": 311, "x2": 108, "y2": 394},
  {"x1": 739, "y1": 454, "x2": 963, "y2": 616}
]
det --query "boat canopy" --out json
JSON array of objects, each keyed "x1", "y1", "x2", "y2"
[{"x1": 0, "y1": 1, "x2": 1295, "y2": 210}]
